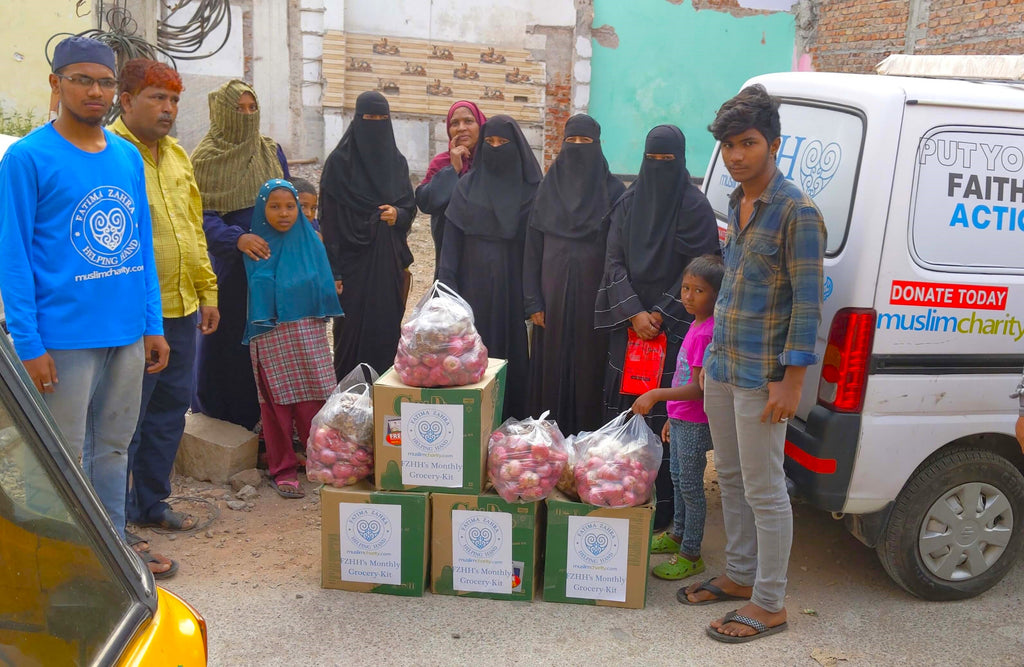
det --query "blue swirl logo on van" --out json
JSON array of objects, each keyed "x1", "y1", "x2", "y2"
[
  {"x1": 572, "y1": 520, "x2": 619, "y2": 566},
  {"x1": 70, "y1": 186, "x2": 140, "y2": 268},
  {"x1": 823, "y1": 276, "x2": 834, "y2": 302},
  {"x1": 345, "y1": 507, "x2": 393, "y2": 551},
  {"x1": 457, "y1": 515, "x2": 503, "y2": 559},
  {"x1": 799, "y1": 140, "x2": 842, "y2": 197}
]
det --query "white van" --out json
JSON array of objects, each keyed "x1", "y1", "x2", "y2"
[{"x1": 701, "y1": 56, "x2": 1024, "y2": 600}]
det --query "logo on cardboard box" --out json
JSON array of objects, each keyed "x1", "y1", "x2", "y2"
[
  {"x1": 406, "y1": 407, "x2": 457, "y2": 453},
  {"x1": 572, "y1": 520, "x2": 620, "y2": 566},
  {"x1": 345, "y1": 506, "x2": 394, "y2": 552},
  {"x1": 457, "y1": 515, "x2": 504, "y2": 559}
]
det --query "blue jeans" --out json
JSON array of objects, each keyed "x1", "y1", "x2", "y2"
[
  {"x1": 668, "y1": 418, "x2": 713, "y2": 556},
  {"x1": 127, "y1": 313, "x2": 197, "y2": 524},
  {"x1": 44, "y1": 340, "x2": 146, "y2": 538}
]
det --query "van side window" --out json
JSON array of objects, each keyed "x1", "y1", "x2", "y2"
[
  {"x1": 911, "y1": 127, "x2": 1024, "y2": 273},
  {"x1": 705, "y1": 101, "x2": 864, "y2": 256}
]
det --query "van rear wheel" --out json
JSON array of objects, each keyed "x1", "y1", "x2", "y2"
[{"x1": 876, "y1": 448, "x2": 1024, "y2": 600}]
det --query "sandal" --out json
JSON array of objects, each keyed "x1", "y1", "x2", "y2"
[
  {"x1": 650, "y1": 531, "x2": 682, "y2": 555},
  {"x1": 139, "y1": 551, "x2": 178, "y2": 581},
  {"x1": 125, "y1": 530, "x2": 150, "y2": 553},
  {"x1": 653, "y1": 554, "x2": 705, "y2": 581},
  {"x1": 706, "y1": 610, "x2": 788, "y2": 644},
  {"x1": 137, "y1": 508, "x2": 197, "y2": 532},
  {"x1": 271, "y1": 477, "x2": 305, "y2": 499},
  {"x1": 677, "y1": 577, "x2": 751, "y2": 606}
]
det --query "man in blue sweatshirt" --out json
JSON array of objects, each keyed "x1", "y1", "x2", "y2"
[{"x1": 0, "y1": 37, "x2": 172, "y2": 573}]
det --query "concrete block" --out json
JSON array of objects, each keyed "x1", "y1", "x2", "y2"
[{"x1": 175, "y1": 413, "x2": 258, "y2": 484}]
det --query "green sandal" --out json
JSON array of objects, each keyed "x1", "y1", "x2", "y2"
[
  {"x1": 650, "y1": 531, "x2": 682, "y2": 555},
  {"x1": 652, "y1": 554, "x2": 705, "y2": 580}
]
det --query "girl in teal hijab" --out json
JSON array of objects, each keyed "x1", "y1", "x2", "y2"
[{"x1": 244, "y1": 179, "x2": 343, "y2": 498}]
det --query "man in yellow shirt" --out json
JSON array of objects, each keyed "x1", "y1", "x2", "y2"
[{"x1": 112, "y1": 60, "x2": 219, "y2": 564}]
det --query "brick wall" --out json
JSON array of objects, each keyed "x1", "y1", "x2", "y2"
[
  {"x1": 544, "y1": 73, "x2": 572, "y2": 169},
  {"x1": 804, "y1": 0, "x2": 1024, "y2": 73}
]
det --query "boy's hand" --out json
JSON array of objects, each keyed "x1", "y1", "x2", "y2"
[
  {"x1": 761, "y1": 366, "x2": 808, "y2": 424},
  {"x1": 661, "y1": 420, "x2": 670, "y2": 443},
  {"x1": 23, "y1": 353, "x2": 58, "y2": 394},
  {"x1": 144, "y1": 335, "x2": 170, "y2": 374},
  {"x1": 632, "y1": 390, "x2": 658, "y2": 416},
  {"x1": 237, "y1": 233, "x2": 270, "y2": 260}
]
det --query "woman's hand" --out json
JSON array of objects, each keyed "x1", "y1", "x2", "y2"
[
  {"x1": 630, "y1": 311, "x2": 660, "y2": 340},
  {"x1": 237, "y1": 233, "x2": 270, "y2": 260},
  {"x1": 450, "y1": 143, "x2": 471, "y2": 173},
  {"x1": 530, "y1": 312, "x2": 545, "y2": 328},
  {"x1": 379, "y1": 204, "x2": 398, "y2": 226},
  {"x1": 335, "y1": 280, "x2": 344, "y2": 296},
  {"x1": 661, "y1": 420, "x2": 671, "y2": 444}
]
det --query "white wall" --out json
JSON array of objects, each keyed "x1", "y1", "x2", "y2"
[{"x1": 343, "y1": 0, "x2": 574, "y2": 46}]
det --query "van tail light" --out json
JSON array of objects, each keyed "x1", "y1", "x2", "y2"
[{"x1": 817, "y1": 308, "x2": 876, "y2": 413}]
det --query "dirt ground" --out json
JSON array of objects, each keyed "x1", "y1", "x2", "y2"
[{"x1": 152, "y1": 169, "x2": 1024, "y2": 665}]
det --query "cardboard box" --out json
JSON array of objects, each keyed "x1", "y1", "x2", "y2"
[
  {"x1": 542, "y1": 490, "x2": 654, "y2": 609},
  {"x1": 431, "y1": 492, "x2": 543, "y2": 601},
  {"x1": 320, "y1": 482, "x2": 430, "y2": 596},
  {"x1": 373, "y1": 359, "x2": 506, "y2": 494}
]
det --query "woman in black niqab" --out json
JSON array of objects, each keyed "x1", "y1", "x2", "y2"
[
  {"x1": 595, "y1": 124, "x2": 720, "y2": 530},
  {"x1": 319, "y1": 91, "x2": 417, "y2": 379},
  {"x1": 524, "y1": 114, "x2": 625, "y2": 433},
  {"x1": 439, "y1": 115, "x2": 542, "y2": 419}
]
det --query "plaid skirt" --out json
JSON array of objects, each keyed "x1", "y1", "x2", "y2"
[{"x1": 250, "y1": 317, "x2": 336, "y2": 405}]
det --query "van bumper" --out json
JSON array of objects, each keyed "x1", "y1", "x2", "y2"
[{"x1": 783, "y1": 406, "x2": 861, "y2": 512}]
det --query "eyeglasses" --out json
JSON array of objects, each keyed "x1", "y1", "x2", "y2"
[{"x1": 57, "y1": 73, "x2": 118, "y2": 90}]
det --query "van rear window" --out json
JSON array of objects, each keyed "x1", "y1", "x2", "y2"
[
  {"x1": 911, "y1": 127, "x2": 1024, "y2": 273},
  {"x1": 704, "y1": 101, "x2": 864, "y2": 256}
]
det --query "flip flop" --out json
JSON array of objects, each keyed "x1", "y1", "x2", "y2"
[
  {"x1": 125, "y1": 530, "x2": 150, "y2": 553},
  {"x1": 136, "y1": 508, "x2": 197, "y2": 532},
  {"x1": 705, "y1": 610, "x2": 788, "y2": 644},
  {"x1": 139, "y1": 551, "x2": 178, "y2": 581},
  {"x1": 677, "y1": 577, "x2": 751, "y2": 606},
  {"x1": 271, "y1": 478, "x2": 305, "y2": 499}
]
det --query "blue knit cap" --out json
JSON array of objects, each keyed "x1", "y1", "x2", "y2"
[{"x1": 52, "y1": 36, "x2": 116, "y2": 74}]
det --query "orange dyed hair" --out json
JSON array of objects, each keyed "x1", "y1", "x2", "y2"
[{"x1": 118, "y1": 58, "x2": 183, "y2": 96}]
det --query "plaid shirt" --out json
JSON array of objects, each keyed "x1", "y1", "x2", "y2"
[
  {"x1": 110, "y1": 118, "x2": 217, "y2": 317},
  {"x1": 704, "y1": 169, "x2": 826, "y2": 388}
]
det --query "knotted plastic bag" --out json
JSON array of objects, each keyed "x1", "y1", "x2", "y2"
[
  {"x1": 394, "y1": 281, "x2": 489, "y2": 387},
  {"x1": 486, "y1": 411, "x2": 568, "y2": 502},
  {"x1": 573, "y1": 411, "x2": 662, "y2": 507},
  {"x1": 305, "y1": 364, "x2": 378, "y2": 487}
]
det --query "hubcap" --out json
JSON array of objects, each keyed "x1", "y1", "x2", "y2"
[{"x1": 918, "y1": 482, "x2": 1013, "y2": 581}]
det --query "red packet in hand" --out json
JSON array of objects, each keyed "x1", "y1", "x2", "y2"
[{"x1": 620, "y1": 330, "x2": 667, "y2": 395}]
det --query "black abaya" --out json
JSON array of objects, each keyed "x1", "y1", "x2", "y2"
[
  {"x1": 594, "y1": 125, "x2": 720, "y2": 529},
  {"x1": 319, "y1": 92, "x2": 416, "y2": 379},
  {"x1": 439, "y1": 115, "x2": 541, "y2": 420},
  {"x1": 523, "y1": 114, "x2": 625, "y2": 433}
]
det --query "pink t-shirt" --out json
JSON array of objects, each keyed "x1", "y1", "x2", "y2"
[{"x1": 666, "y1": 317, "x2": 714, "y2": 423}]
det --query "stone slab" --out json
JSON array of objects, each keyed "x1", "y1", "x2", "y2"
[{"x1": 174, "y1": 413, "x2": 258, "y2": 484}]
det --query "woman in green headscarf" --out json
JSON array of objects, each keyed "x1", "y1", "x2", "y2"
[{"x1": 191, "y1": 80, "x2": 292, "y2": 431}]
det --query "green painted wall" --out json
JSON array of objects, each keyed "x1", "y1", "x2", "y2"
[{"x1": 590, "y1": 0, "x2": 796, "y2": 176}]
